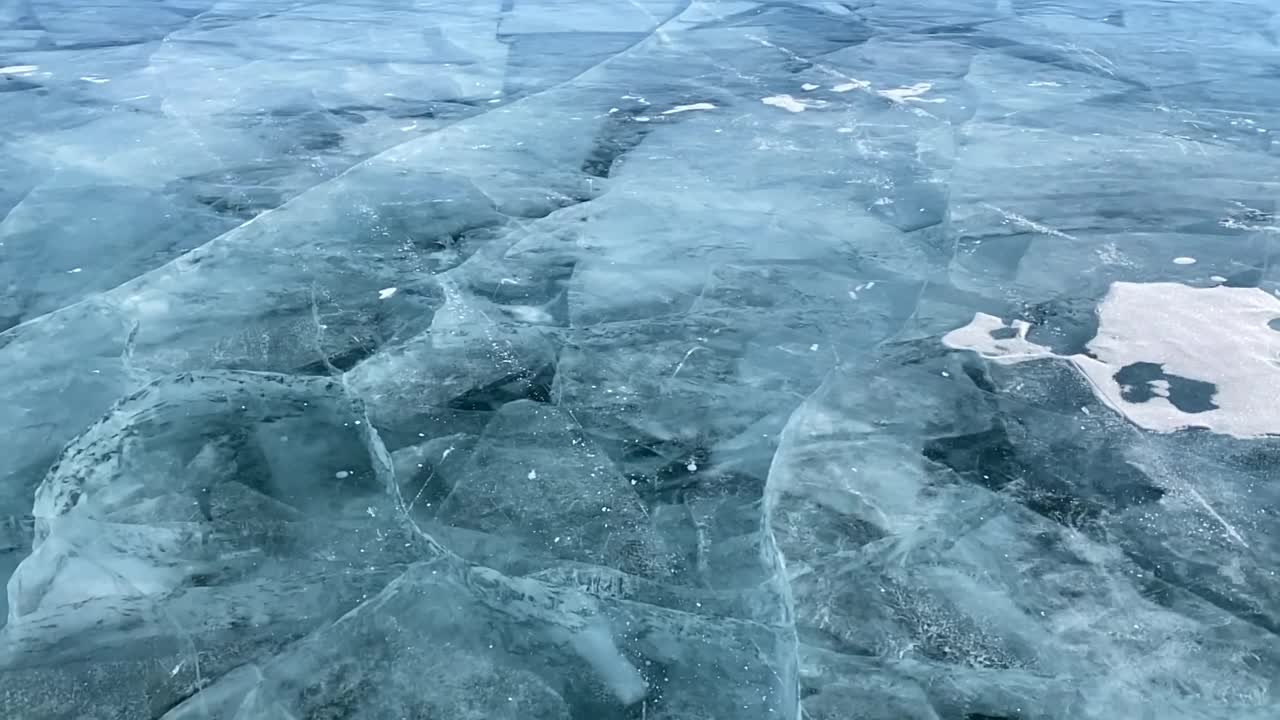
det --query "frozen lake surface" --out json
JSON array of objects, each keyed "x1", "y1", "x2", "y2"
[{"x1": 1, "y1": 1, "x2": 1279, "y2": 718}]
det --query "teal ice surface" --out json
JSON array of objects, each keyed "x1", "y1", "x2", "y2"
[{"x1": 0, "y1": 1, "x2": 1278, "y2": 718}]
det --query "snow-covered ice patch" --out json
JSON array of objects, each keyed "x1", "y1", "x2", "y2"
[
  {"x1": 378, "y1": 287, "x2": 398, "y2": 299},
  {"x1": 801, "y1": 83, "x2": 819, "y2": 91},
  {"x1": 0, "y1": 65, "x2": 36, "y2": 74},
  {"x1": 1172, "y1": 256, "x2": 1197, "y2": 265},
  {"x1": 944, "y1": 282, "x2": 1280, "y2": 438}
]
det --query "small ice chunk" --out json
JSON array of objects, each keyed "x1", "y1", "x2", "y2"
[
  {"x1": 79, "y1": 76, "x2": 109, "y2": 84},
  {"x1": 1172, "y1": 256, "x2": 1197, "y2": 265},
  {"x1": 801, "y1": 83, "x2": 819, "y2": 91},
  {"x1": 335, "y1": 470, "x2": 350, "y2": 479},
  {"x1": 832, "y1": 81, "x2": 867, "y2": 92},
  {"x1": 0, "y1": 65, "x2": 36, "y2": 74},
  {"x1": 527, "y1": 469, "x2": 537, "y2": 480},
  {"x1": 68, "y1": 267, "x2": 83, "y2": 273},
  {"x1": 662, "y1": 102, "x2": 716, "y2": 115},
  {"x1": 1210, "y1": 275, "x2": 1227, "y2": 283},
  {"x1": 378, "y1": 287, "x2": 398, "y2": 299}
]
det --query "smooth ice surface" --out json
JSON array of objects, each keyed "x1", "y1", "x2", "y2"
[{"x1": 2, "y1": 0, "x2": 1280, "y2": 718}]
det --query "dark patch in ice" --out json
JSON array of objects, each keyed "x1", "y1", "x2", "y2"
[
  {"x1": 1021, "y1": 297, "x2": 1101, "y2": 356},
  {"x1": 924, "y1": 419, "x2": 1167, "y2": 530},
  {"x1": 0, "y1": 76, "x2": 40, "y2": 92},
  {"x1": 445, "y1": 363, "x2": 557, "y2": 411},
  {"x1": 296, "y1": 342, "x2": 379, "y2": 376},
  {"x1": 1223, "y1": 267, "x2": 1264, "y2": 287},
  {"x1": 581, "y1": 109, "x2": 658, "y2": 178},
  {"x1": 1113, "y1": 361, "x2": 1219, "y2": 414}
]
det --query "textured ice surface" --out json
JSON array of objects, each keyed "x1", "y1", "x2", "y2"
[{"x1": 2, "y1": 0, "x2": 1280, "y2": 718}]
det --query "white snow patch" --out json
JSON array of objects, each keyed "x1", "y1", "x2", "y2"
[
  {"x1": 662, "y1": 102, "x2": 716, "y2": 115},
  {"x1": 762, "y1": 94, "x2": 809, "y2": 112},
  {"x1": 801, "y1": 83, "x2": 819, "y2": 91},
  {"x1": 377, "y1": 287, "x2": 398, "y2": 300},
  {"x1": 1172, "y1": 256, "x2": 1197, "y2": 265},
  {"x1": 527, "y1": 469, "x2": 537, "y2": 480},
  {"x1": 335, "y1": 470, "x2": 351, "y2": 479},
  {"x1": 878, "y1": 82, "x2": 934, "y2": 103},
  {"x1": 832, "y1": 81, "x2": 868, "y2": 93},
  {"x1": 0, "y1": 65, "x2": 36, "y2": 74},
  {"x1": 1028, "y1": 80, "x2": 1062, "y2": 87},
  {"x1": 942, "y1": 313, "x2": 1053, "y2": 364},
  {"x1": 79, "y1": 76, "x2": 109, "y2": 84},
  {"x1": 944, "y1": 282, "x2": 1280, "y2": 438}
]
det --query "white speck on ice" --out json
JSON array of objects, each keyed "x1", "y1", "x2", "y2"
[
  {"x1": 378, "y1": 287, "x2": 397, "y2": 300},
  {"x1": 68, "y1": 267, "x2": 82, "y2": 273},
  {"x1": 686, "y1": 460, "x2": 698, "y2": 472},
  {"x1": 810, "y1": 343, "x2": 820, "y2": 352},
  {"x1": 335, "y1": 470, "x2": 351, "y2": 479},
  {"x1": 836, "y1": 127, "x2": 854, "y2": 133},
  {"x1": 662, "y1": 102, "x2": 716, "y2": 115},
  {"x1": 801, "y1": 83, "x2": 819, "y2": 91},
  {"x1": 762, "y1": 94, "x2": 808, "y2": 112},
  {"x1": 0, "y1": 65, "x2": 36, "y2": 74},
  {"x1": 1173, "y1": 256, "x2": 1197, "y2": 265},
  {"x1": 1028, "y1": 80, "x2": 1062, "y2": 87},
  {"x1": 527, "y1": 469, "x2": 537, "y2": 480},
  {"x1": 79, "y1": 76, "x2": 109, "y2": 83},
  {"x1": 1210, "y1": 275, "x2": 1227, "y2": 283},
  {"x1": 832, "y1": 81, "x2": 868, "y2": 92}
]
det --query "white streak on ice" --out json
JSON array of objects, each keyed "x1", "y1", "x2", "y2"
[{"x1": 662, "y1": 102, "x2": 716, "y2": 115}]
